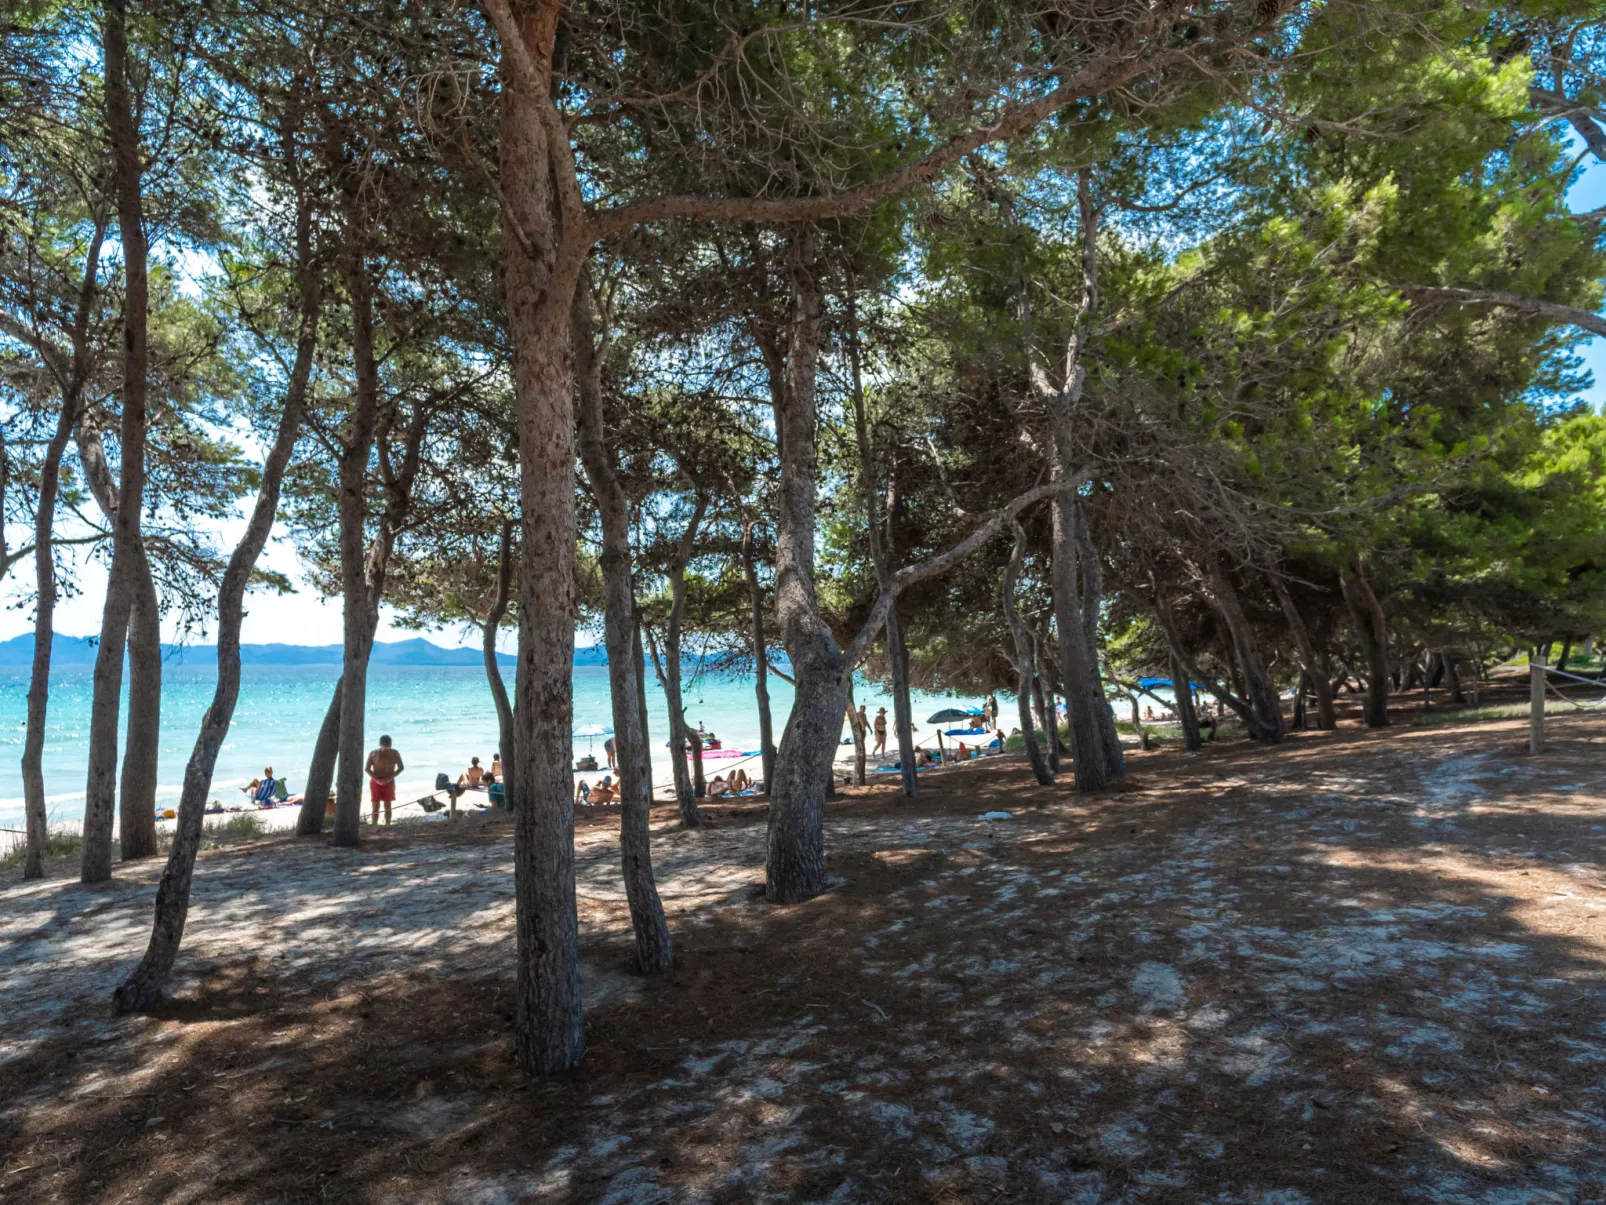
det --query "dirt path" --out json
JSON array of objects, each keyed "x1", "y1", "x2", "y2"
[{"x1": 2, "y1": 715, "x2": 1605, "y2": 1203}]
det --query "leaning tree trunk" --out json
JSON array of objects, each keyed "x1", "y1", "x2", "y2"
[
  {"x1": 1204, "y1": 559, "x2": 1283, "y2": 744},
  {"x1": 740, "y1": 521, "x2": 777, "y2": 791},
  {"x1": 573, "y1": 290, "x2": 672, "y2": 972},
  {"x1": 112, "y1": 213, "x2": 318, "y2": 1009},
  {"x1": 647, "y1": 627, "x2": 697, "y2": 824},
  {"x1": 118, "y1": 548, "x2": 161, "y2": 860},
  {"x1": 1003, "y1": 521, "x2": 1053, "y2": 785},
  {"x1": 1270, "y1": 572, "x2": 1336, "y2": 730},
  {"x1": 297, "y1": 679, "x2": 341, "y2": 835},
  {"x1": 1032, "y1": 626, "x2": 1061, "y2": 773},
  {"x1": 1169, "y1": 649, "x2": 1203, "y2": 752},
  {"x1": 484, "y1": 519, "x2": 518, "y2": 811},
  {"x1": 846, "y1": 679, "x2": 868, "y2": 786},
  {"x1": 82, "y1": 0, "x2": 149, "y2": 884},
  {"x1": 501, "y1": 38, "x2": 586, "y2": 1074},
  {"x1": 1341, "y1": 555, "x2": 1390, "y2": 729}
]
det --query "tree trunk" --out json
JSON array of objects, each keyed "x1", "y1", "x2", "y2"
[
  {"x1": 573, "y1": 290, "x2": 672, "y2": 972},
  {"x1": 886, "y1": 604, "x2": 919, "y2": 797},
  {"x1": 1341, "y1": 555, "x2": 1390, "y2": 728},
  {"x1": 332, "y1": 255, "x2": 382, "y2": 847},
  {"x1": 20, "y1": 220, "x2": 105, "y2": 879},
  {"x1": 740, "y1": 521, "x2": 777, "y2": 792},
  {"x1": 1291, "y1": 670, "x2": 1309, "y2": 730},
  {"x1": 1002, "y1": 522, "x2": 1053, "y2": 785},
  {"x1": 1556, "y1": 638, "x2": 1573, "y2": 674},
  {"x1": 1169, "y1": 649, "x2": 1203, "y2": 751},
  {"x1": 1074, "y1": 502, "x2": 1124, "y2": 771},
  {"x1": 297, "y1": 678, "x2": 342, "y2": 834},
  {"x1": 1270, "y1": 572, "x2": 1336, "y2": 730},
  {"x1": 632, "y1": 616, "x2": 653, "y2": 798},
  {"x1": 765, "y1": 232, "x2": 842, "y2": 904},
  {"x1": 646, "y1": 626, "x2": 696, "y2": 824},
  {"x1": 1032, "y1": 626, "x2": 1060, "y2": 773},
  {"x1": 1049, "y1": 499, "x2": 1111, "y2": 788},
  {"x1": 500, "y1": 30, "x2": 587, "y2": 1073},
  {"x1": 1447, "y1": 654, "x2": 1466, "y2": 705},
  {"x1": 112, "y1": 195, "x2": 318, "y2": 1007},
  {"x1": 485, "y1": 519, "x2": 517, "y2": 811},
  {"x1": 1204, "y1": 558, "x2": 1283, "y2": 744},
  {"x1": 846, "y1": 297, "x2": 915, "y2": 798},
  {"x1": 82, "y1": 0, "x2": 149, "y2": 884},
  {"x1": 846, "y1": 679, "x2": 867, "y2": 786},
  {"x1": 118, "y1": 548, "x2": 161, "y2": 860}
]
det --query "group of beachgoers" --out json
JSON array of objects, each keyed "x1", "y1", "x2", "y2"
[
  {"x1": 574, "y1": 765, "x2": 756, "y2": 806},
  {"x1": 852, "y1": 695, "x2": 1007, "y2": 770},
  {"x1": 185, "y1": 737, "x2": 510, "y2": 826}
]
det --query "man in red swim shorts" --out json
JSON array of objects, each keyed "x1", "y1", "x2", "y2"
[{"x1": 364, "y1": 734, "x2": 403, "y2": 825}]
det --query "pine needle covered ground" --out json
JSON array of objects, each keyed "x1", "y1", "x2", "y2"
[{"x1": 3, "y1": 711, "x2": 1605, "y2": 1204}]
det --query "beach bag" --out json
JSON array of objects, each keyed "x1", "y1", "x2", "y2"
[
  {"x1": 274, "y1": 779, "x2": 289, "y2": 802},
  {"x1": 435, "y1": 772, "x2": 452, "y2": 792}
]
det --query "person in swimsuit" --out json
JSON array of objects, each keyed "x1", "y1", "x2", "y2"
[
  {"x1": 873, "y1": 708, "x2": 888, "y2": 757},
  {"x1": 459, "y1": 757, "x2": 484, "y2": 788},
  {"x1": 365, "y1": 735, "x2": 403, "y2": 825}
]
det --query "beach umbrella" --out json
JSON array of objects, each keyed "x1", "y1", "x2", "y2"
[
  {"x1": 925, "y1": 708, "x2": 974, "y2": 763},
  {"x1": 573, "y1": 724, "x2": 613, "y2": 754}
]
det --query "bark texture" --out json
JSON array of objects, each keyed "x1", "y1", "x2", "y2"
[
  {"x1": 484, "y1": 520, "x2": 518, "y2": 810},
  {"x1": 1270, "y1": 572, "x2": 1336, "y2": 730},
  {"x1": 573, "y1": 284, "x2": 672, "y2": 973},
  {"x1": 20, "y1": 218, "x2": 104, "y2": 880},
  {"x1": 112, "y1": 199, "x2": 318, "y2": 1008},
  {"x1": 740, "y1": 520, "x2": 776, "y2": 791},
  {"x1": 82, "y1": 0, "x2": 149, "y2": 883},
  {"x1": 1203, "y1": 559, "x2": 1283, "y2": 744},
  {"x1": 297, "y1": 679, "x2": 341, "y2": 835},
  {"x1": 500, "y1": 7, "x2": 587, "y2": 1071},
  {"x1": 1341, "y1": 555, "x2": 1391, "y2": 729},
  {"x1": 1003, "y1": 522, "x2": 1054, "y2": 785}
]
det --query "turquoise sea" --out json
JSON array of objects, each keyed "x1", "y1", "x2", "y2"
[{"x1": 0, "y1": 662, "x2": 976, "y2": 838}]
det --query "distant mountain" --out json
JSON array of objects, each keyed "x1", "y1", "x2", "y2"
[{"x1": 0, "y1": 633, "x2": 532, "y2": 668}]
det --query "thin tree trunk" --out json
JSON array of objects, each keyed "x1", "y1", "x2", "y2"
[
  {"x1": 297, "y1": 678, "x2": 341, "y2": 834},
  {"x1": 332, "y1": 255, "x2": 381, "y2": 846},
  {"x1": 1032, "y1": 626, "x2": 1060, "y2": 772},
  {"x1": 1003, "y1": 522, "x2": 1053, "y2": 785},
  {"x1": 20, "y1": 219, "x2": 105, "y2": 879},
  {"x1": 1204, "y1": 559, "x2": 1283, "y2": 744},
  {"x1": 118, "y1": 550, "x2": 161, "y2": 860},
  {"x1": 632, "y1": 615, "x2": 653, "y2": 798},
  {"x1": 1074, "y1": 502, "x2": 1123, "y2": 771},
  {"x1": 846, "y1": 294, "x2": 915, "y2": 798},
  {"x1": 573, "y1": 288, "x2": 672, "y2": 972},
  {"x1": 500, "y1": 24, "x2": 587, "y2": 1073},
  {"x1": 689, "y1": 711, "x2": 707, "y2": 799},
  {"x1": 740, "y1": 521, "x2": 776, "y2": 791},
  {"x1": 1270, "y1": 572, "x2": 1336, "y2": 730},
  {"x1": 1447, "y1": 654, "x2": 1466, "y2": 705},
  {"x1": 846, "y1": 679, "x2": 867, "y2": 786},
  {"x1": 1291, "y1": 670, "x2": 1309, "y2": 730},
  {"x1": 646, "y1": 625, "x2": 695, "y2": 824},
  {"x1": 485, "y1": 519, "x2": 517, "y2": 811},
  {"x1": 1341, "y1": 555, "x2": 1390, "y2": 728},
  {"x1": 886, "y1": 604, "x2": 918, "y2": 797},
  {"x1": 112, "y1": 197, "x2": 318, "y2": 1008},
  {"x1": 1169, "y1": 649, "x2": 1203, "y2": 751},
  {"x1": 82, "y1": 0, "x2": 149, "y2": 883}
]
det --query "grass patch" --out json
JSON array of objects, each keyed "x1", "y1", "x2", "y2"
[
  {"x1": 0, "y1": 830, "x2": 83, "y2": 871},
  {"x1": 204, "y1": 812, "x2": 265, "y2": 838}
]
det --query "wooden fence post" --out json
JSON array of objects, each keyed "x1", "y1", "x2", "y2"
[{"x1": 1530, "y1": 655, "x2": 1546, "y2": 754}]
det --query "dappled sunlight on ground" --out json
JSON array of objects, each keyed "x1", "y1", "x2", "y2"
[{"x1": 2, "y1": 714, "x2": 1605, "y2": 1202}]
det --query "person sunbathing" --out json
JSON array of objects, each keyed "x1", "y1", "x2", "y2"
[
  {"x1": 707, "y1": 774, "x2": 731, "y2": 797},
  {"x1": 588, "y1": 779, "x2": 619, "y2": 803},
  {"x1": 729, "y1": 768, "x2": 750, "y2": 792},
  {"x1": 239, "y1": 767, "x2": 277, "y2": 805},
  {"x1": 459, "y1": 757, "x2": 485, "y2": 789},
  {"x1": 575, "y1": 779, "x2": 590, "y2": 803}
]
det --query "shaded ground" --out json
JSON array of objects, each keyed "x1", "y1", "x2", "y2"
[{"x1": 2, "y1": 712, "x2": 1605, "y2": 1204}]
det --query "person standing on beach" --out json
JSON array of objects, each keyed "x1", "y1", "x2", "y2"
[
  {"x1": 365, "y1": 735, "x2": 403, "y2": 826},
  {"x1": 604, "y1": 736, "x2": 616, "y2": 771},
  {"x1": 873, "y1": 707, "x2": 888, "y2": 757}
]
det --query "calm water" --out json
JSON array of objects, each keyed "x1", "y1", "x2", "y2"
[{"x1": 0, "y1": 662, "x2": 975, "y2": 834}]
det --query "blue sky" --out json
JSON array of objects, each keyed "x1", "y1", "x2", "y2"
[{"x1": 5, "y1": 147, "x2": 1604, "y2": 652}]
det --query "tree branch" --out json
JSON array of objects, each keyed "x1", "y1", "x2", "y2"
[{"x1": 1397, "y1": 282, "x2": 1606, "y2": 339}]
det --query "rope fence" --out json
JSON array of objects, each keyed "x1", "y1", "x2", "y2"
[{"x1": 1529, "y1": 656, "x2": 1606, "y2": 753}]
